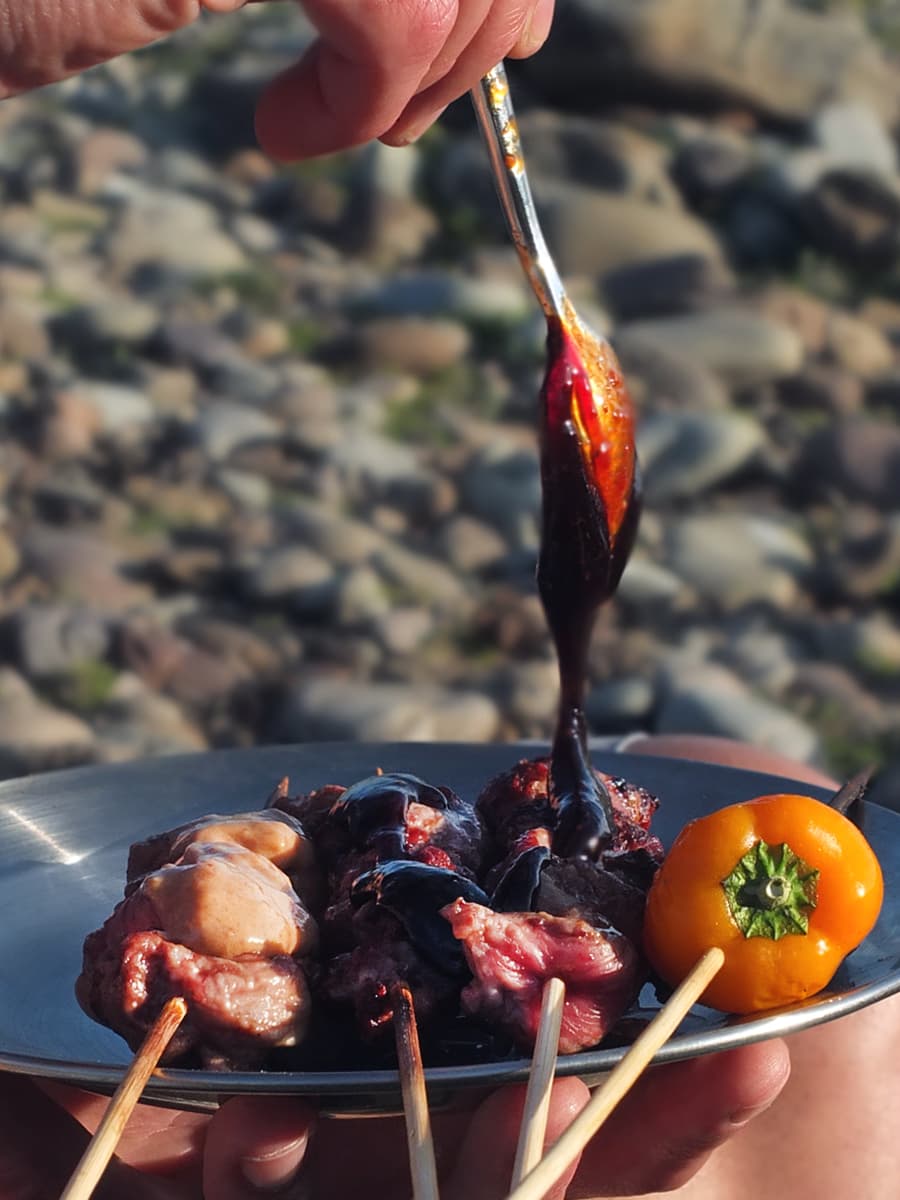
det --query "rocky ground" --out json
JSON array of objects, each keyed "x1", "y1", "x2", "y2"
[{"x1": 0, "y1": 0, "x2": 897, "y2": 791}]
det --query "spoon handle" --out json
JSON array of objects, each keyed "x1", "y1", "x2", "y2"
[{"x1": 471, "y1": 62, "x2": 567, "y2": 323}]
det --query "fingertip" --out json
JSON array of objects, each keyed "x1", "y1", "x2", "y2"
[
  {"x1": 725, "y1": 1037, "x2": 792, "y2": 1118},
  {"x1": 380, "y1": 106, "x2": 448, "y2": 147},
  {"x1": 255, "y1": 49, "x2": 385, "y2": 162},
  {"x1": 204, "y1": 1097, "x2": 316, "y2": 1200},
  {"x1": 571, "y1": 1040, "x2": 791, "y2": 1196},
  {"x1": 546, "y1": 1075, "x2": 592, "y2": 1132},
  {"x1": 508, "y1": 0, "x2": 555, "y2": 58},
  {"x1": 254, "y1": 58, "x2": 323, "y2": 163},
  {"x1": 444, "y1": 1078, "x2": 589, "y2": 1200}
]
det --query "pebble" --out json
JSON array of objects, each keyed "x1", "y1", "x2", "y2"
[
  {"x1": 656, "y1": 659, "x2": 821, "y2": 764},
  {"x1": 0, "y1": 668, "x2": 95, "y2": 779},
  {"x1": 531, "y1": 0, "x2": 900, "y2": 124},
  {"x1": 0, "y1": 528, "x2": 21, "y2": 582},
  {"x1": 638, "y1": 410, "x2": 766, "y2": 502},
  {"x1": 75, "y1": 126, "x2": 148, "y2": 196},
  {"x1": 247, "y1": 545, "x2": 337, "y2": 614},
  {"x1": 361, "y1": 270, "x2": 528, "y2": 322},
  {"x1": 272, "y1": 677, "x2": 500, "y2": 743},
  {"x1": 373, "y1": 606, "x2": 434, "y2": 656},
  {"x1": 372, "y1": 539, "x2": 471, "y2": 614},
  {"x1": 10, "y1": 605, "x2": 110, "y2": 679},
  {"x1": 776, "y1": 365, "x2": 864, "y2": 417},
  {"x1": 21, "y1": 526, "x2": 153, "y2": 614},
  {"x1": 601, "y1": 253, "x2": 736, "y2": 321},
  {"x1": 93, "y1": 673, "x2": 207, "y2": 762},
  {"x1": 334, "y1": 566, "x2": 392, "y2": 625},
  {"x1": 76, "y1": 296, "x2": 159, "y2": 344},
  {"x1": 617, "y1": 557, "x2": 685, "y2": 607},
  {"x1": 329, "y1": 432, "x2": 454, "y2": 518},
  {"x1": 814, "y1": 101, "x2": 898, "y2": 176},
  {"x1": 621, "y1": 309, "x2": 804, "y2": 387},
  {"x1": 436, "y1": 515, "x2": 508, "y2": 574},
  {"x1": 665, "y1": 513, "x2": 813, "y2": 610},
  {"x1": 0, "y1": 5, "x2": 892, "y2": 783},
  {"x1": 538, "y1": 185, "x2": 724, "y2": 277},
  {"x1": 459, "y1": 441, "x2": 542, "y2": 551},
  {"x1": 789, "y1": 662, "x2": 892, "y2": 739},
  {"x1": 800, "y1": 419, "x2": 900, "y2": 509},
  {"x1": 195, "y1": 402, "x2": 282, "y2": 462},
  {"x1": 586, "y1": 676, "x2": 656, "y2": 732},
  {"x1": 494, "y1": 658, "x2": 559, "y2": 732},
  {"x1": 68, "y1": 380, "x2": 157, "y2": 437},
  {"x1": 822, "y1": 612, "x2": 900, "y2": 679},
  {"x1": 613, "y1": 330, "x2": 731, "y2": 413},
  {"x1": 104, "y1": 187, "x2": 247, "y2": 277},
  {"x1": 356, "y1": 317, "x2": 471, "y2": 374},
  {"x1": 826, "y1": 311, "x2": 895, "y2": 378},
  {"x1": 285, "y1": 499, "x2": 384, "y2": 566},
  {"x1": 801, "y1": 169, "x2": 900, "y2": 269}
]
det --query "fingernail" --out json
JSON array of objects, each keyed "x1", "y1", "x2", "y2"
[
  {"x1": 728, "y1": 1102, "x2": 774, "y2": 1129},
  {"x1": 517, "y1": 0, "x2": 554, "y2": 55},
  {"x1": 240, "y1": 1131, "x2": 309, "y2": 1192},
  {"x1": 387, "y1": 107, "x2": 448, "y2": 147}
]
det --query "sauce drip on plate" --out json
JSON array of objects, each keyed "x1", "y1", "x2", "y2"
[{"x1": 537, "y1": 315, "x2": 641, "y2": 861}]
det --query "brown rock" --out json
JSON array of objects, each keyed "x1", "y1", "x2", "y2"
[
  {"x1": 827, "y1": 311, "x2": 894, "y2": 378},
  {"x1": 357, "y1": 317, "x2": 471, "y2": 374},
  {"x1": 0, "y1": 529, "x2": 20, "y2": 582},
  {"x1": 759, "y1": 286, "x2": 830, "y2": 356},
  {"x1": 801, "y1": 419, "x2": 900, "y2": 509},
  {"x1": 0, "y1": 299, "x2": 49, "y2": 360},
  {"x1": 40, "y1": 391, "x2": 103, "y2": 459},
  {"x1": 75, "y1": 128, "x2": 147, "y2": 196}
]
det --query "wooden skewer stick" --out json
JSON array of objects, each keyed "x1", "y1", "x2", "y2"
[
  {"x1": 504, "y1": 947, "x2": 725, "y2": 1200},
  {"x1": 60, "y1": 996, "x2": 188, "y2": 1200},
  {"x1": 511, "y1": 976, "x2": 567, "y2": 1189},
  {"x1": 392, "y1": 983, "x2": 440, "y2": 1200}
]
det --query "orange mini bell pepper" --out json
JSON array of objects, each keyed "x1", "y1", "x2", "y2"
[{"x1": 643, "y1": 792, "x2": 884, "y2": 1014}]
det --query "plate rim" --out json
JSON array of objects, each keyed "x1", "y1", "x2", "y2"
[{"x1": 2, "y1": 742, "x2": 898, "y2": 1104}]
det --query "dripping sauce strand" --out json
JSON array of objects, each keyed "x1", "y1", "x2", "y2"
[{"x1": 538, "y1": 316, "x2": 641, "y2": 861}]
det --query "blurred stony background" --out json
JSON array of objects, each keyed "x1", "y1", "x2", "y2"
[{"x1": 0, "y1": 0, "x2": 897, "y2": 784}]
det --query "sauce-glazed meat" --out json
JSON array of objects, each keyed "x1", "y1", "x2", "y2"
[
  {"x1": 286, "y1": 774, "x2": 488, "y2": 1037},
  {"x1": 127, "y1": 809, "x2": 319, "y2": 909},
  {"x1": 443, "y1": 899, "x2": 639, "y2": 1054},
  {"x1": 479, "y1": 758, "x2": 661, "y2": 940},
  {"x1": 79, "y1": 757, "x2": 663, "y2": 1068},
  {"x1": 78, "y1": 816, "x2": 318, "y2": 1068},
  {"x1": 478, "y1": 757, "x2": 661, "y2": 868}
]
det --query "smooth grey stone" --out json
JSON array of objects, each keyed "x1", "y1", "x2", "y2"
[
  {"x1": 638, "y1": 410, "x2": 766, "y2": 502},
  {"x1": 656, "y1": 660, "x2": 821, "y2": 763}
]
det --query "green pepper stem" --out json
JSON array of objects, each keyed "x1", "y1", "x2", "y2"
[{"x1": 722, "y1": 840, "x2": 819, "y2": 940}]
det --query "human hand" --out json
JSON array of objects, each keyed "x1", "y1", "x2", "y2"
[
  {"x1": 0, "y1": 1, "x2": 554, "y2": 159},
  {"x1": 2, "y1": 1037, "x2": 788, "y2": 1200}
]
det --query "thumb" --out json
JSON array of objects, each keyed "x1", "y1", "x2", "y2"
[
  {"x1": 444, "y1": 1078, "x2": 591, "y2": 1200},
  {"x1": 203, "y1": 1096, "x2": 317, "y2": 1200},
  {"x1": 569, "y1": 1039, "x2": 791, "y2": 1197}
]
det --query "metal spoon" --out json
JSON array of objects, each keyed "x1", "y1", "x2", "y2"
[
  {"x1": 471, "y1": 63, "x2": 642, "y2": 859},
  {"x1": 470, "y1": 62, "x2": 567, "y2": 323},
  {"x1": 469, "y1": 60, "x2": 638, "y2": 558}
]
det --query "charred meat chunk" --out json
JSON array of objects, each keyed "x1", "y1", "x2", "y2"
[
  {"x1": 443, "y1": 899, "x2": 639, "y2": 1054},
  {"x1": 78, "y1": 834, "x2": 317, "y2": 1069},
  {"x1": 78, "y1": 929, "x2": 309, "y2": 1069},
  {"x1": 478, "y1": 757, "x2": 661, "y2": 865}
]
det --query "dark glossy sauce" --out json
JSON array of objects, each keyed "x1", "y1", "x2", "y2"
[
  {"x1": 537, "y1": 316, "x2": 641, "y2": 860},
  {"x1": 328, "y1": 772, "x2": 448, "y2": 861}
]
